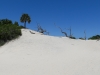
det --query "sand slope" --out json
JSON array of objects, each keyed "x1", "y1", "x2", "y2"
[{"x1": 0, "y1": 29, "x2": 100, "y2": 75}]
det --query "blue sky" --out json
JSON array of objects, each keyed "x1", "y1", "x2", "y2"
[{"x1": 0, "y1": 0, "x2": 100, "y2": 38}]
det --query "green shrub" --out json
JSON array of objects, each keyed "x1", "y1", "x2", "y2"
[
  {"x1": 88, "y1": 35, "x2": 100, "y2": 40},
  {"x1": 0, "y1": 40, "x2": 5, "y2": 46},
  {"x1": 0, "y1": 19, "x2": 12, "y2": 25},
  {"x1": 69, "y1": 36, "x2": 76, "y2": 39},
  {"x1": 19, "y1": 25, "x2": 25, "y2": 29},
  {"x1": 0, "y1": 24, "x2": 22, "y2": 46},
  {"x1": 79, "y1": 37, "x2": 85, "y2": 40}
]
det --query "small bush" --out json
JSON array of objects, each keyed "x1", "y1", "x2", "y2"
[
  {"x1": 0, "y1": 24, "x2": 22, "y2": 46},
  {"x1": 19, "y1": 25, "x2": 26, "y2": 29},
  {"x1": 0, "y1": 40, "x2": 5, "y2": 46},
  {"x1": 88, "y1": 35, "x2": 100, "y2": 40},
  {"x1": 79, "y1": 37, "x2": 85, "y2": 40},
  {"x1": 69, "y1": 36, "x2": 76, "y2": 39}
]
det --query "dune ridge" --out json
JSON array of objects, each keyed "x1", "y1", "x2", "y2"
[{"x1": 0, "y1": 29, "x2": 100, "y2": 75}]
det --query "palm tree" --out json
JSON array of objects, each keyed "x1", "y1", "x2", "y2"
[{"x1": 20, "y1": 14, "x2": 31, "y2": 28}]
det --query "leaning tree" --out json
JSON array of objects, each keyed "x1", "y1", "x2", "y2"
[{"x1": 20, "y1": 13, "x2": 31, "y2": 28}]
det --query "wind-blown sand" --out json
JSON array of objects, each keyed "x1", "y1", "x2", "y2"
[{"x1": 0, "y1": 29, "x2": 100, "y2": 75}]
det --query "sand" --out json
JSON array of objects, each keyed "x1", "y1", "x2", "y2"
[{"x1": 0, "y1": 29, "x2": 100, "y2": 75}]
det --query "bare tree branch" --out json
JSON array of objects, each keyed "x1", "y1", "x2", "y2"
[
  {"x1": 30, "y1": 31, "x2": 35, "y2": 34},
  {"x1": 67, "y1": 26, "x2": 72, "y2": 37},
  {"x1": 84, "y1": 30, "x2": 86, "y2": 40},
  {"x1": 36, "y1": 23, "x2": 49, "y2": 35},
  {"x1": 54, "y1": 23, "x2": 67, "y2": 37}
]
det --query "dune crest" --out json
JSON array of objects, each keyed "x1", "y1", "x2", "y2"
[{"x1": 0, "y1": 29, "x2": 100, "y2": 75}]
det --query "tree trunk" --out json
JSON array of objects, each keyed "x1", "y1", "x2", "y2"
[
  {"x1": 84, "y1": 31, "x2": 86, "y2": 40},
  {"x1": 70, "y1": 27, "x2": 72, "y2": 37},
  {"x1": 24, "y1": 21, "x2": 26, "y2": 28}
]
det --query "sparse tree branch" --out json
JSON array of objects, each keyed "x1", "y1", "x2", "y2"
[
  {"x1": 36, "y1": 23, "x2": 49, "y2": 35},
  {"x1": 84, "y1": 30, "x2": 86, "y2": 40},
  {"x1": 54, "y1": 23, "x2": 67, "y2": 37},
  {"x1": 30, "y1": 31, "x2": 35, "y2": 34},
  {"x1": 67, "y1": 26, "x2": 72, "y2": 37}
]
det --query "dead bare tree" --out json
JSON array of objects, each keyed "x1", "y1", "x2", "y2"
[
  {"x1": 30, "y1": 31, "x2": 35, "y2": 34},
  {"x1": 54, "y1": 23, "x2": 67, "y2": 37},
  {"x1": 65, "y1": 26, "x2": 76, "y2": 39},
  {"x1": 67, "y1": 26, "x2": 72, "y2": 38},
  {"x1": 36, "y1": 23, "x2": 49, "y2": 35},
  {"x1": 84, "y1": 30, "x2": 86, "y2": 40}
]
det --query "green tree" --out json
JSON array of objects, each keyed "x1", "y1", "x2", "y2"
[
  {"x1": 0, "y1": 19, "x2": 12, "y2": 25},
  {"x1": 20, "y1": 13, "x2": 31, "y2": 28},
  {"x1": 14, "y1": 21, "x2": 19, "y2": 26}
]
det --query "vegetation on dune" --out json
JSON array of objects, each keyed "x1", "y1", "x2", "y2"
[
  {"x1": 88, "y1": 35, "x2": 100, "y2": 40},
  {"x1": 54, "y1": 24, "x2": 76, "y2": 39},
  {"x1": 0, "y1": 19, "x2": 12, "y2": 25},
  {"x1": 0, "y1": 19, "x2": 22, "y2": 46},
  {"x1": 0, "y1": 13, "x2": 31, "y2": 46},
  {"x1": 69, "y1": 36, "x2": 76, "y2": 39},
  {"x1": 0, "y1": 13, "x2": 100, "y2": 47},
  {"x1": 36, "y1": 23, "x2": 49, "y2": 35},
  {"x1": 79, "y1": 37, "x2": 85, "y2": 40}
]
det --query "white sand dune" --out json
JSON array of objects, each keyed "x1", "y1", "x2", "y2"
[{"x1": 0, "y1": 29, "x2": 100, "y2": 75}]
